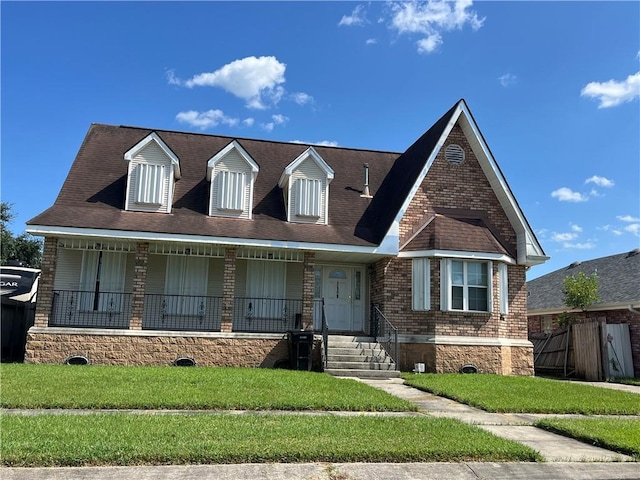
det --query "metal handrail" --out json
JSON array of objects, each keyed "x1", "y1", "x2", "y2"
[
  {"x1": 321, "y1": 298, "x2": 328, "y2": 370},
  {"x1": 370, "y1": 303, "x2": 399, "y2": 370}
]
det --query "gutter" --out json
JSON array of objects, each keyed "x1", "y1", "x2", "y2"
[{"x1": 629, "y1": 305, "x2": 640, "y2": 315}]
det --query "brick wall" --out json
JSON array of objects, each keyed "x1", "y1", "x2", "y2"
[
  {"x1": 129, "y1": 242, "x2": 149, "y2": 330},
  {"x1": 34, "y1": 236, "x2": 58, "y2": 328},
  {"x1": 221, "y1": 247, "x2": 236, "y2": 332},
  {"x1": 302, "y1": 251, "x2": 315, "y2": 329}
]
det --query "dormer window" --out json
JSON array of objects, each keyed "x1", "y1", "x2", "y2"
[
  {"x1": 207, "y1": 140, "x2": 259, "y2": 219},
  {"x1": 124, "y1": 132, "x2": 180, "y2": 213},
  {"x1": 279, "y1": 147, "x2": 334, "y2": 225}
]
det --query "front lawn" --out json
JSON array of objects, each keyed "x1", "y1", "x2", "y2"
[
  {"x1": 536, "y1": 418, "x2": 640, "y2": 460},
  {"x1": 0, "y1": 413, "x2": 542, "y2": 466},
  {"x1": 402, "y1": 373, "x2": 640, "y2": 414},
  {"x1": 0, "y1": 364, "x2": 415, "y2": 411},
  {"x1": 612, "y1": 377, "x2": 640, "y2": 387}
]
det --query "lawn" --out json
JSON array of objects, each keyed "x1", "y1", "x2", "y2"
[
  {"x1": 535, "y1": 418, "x2": 640, "y2": 460},
  {"x1": 0, "y1": 413, "x2": 542, "y2": 466},
  {"x1": 0, "y1": 364, "x2": 415, "y2": 411},
  {"x1": 613, "y1": 377, "x2": 640, "y2": 387},
  {"x1": 402, "y1": 373, "x2": 640, "y2": 414}
]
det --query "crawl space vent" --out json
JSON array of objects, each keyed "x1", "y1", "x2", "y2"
[{"x1": 445, "y1": 144, "x2": 465, "y2": 165}]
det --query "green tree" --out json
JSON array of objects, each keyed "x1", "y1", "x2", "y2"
[
  {"x1": 562, "y1": 271, "x2": 600, "y2": 314},
  {"x1": 1, "y1": 202, "x2": 43, "y2": 268}
]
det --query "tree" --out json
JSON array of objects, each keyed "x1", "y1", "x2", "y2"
[
  {"x1": 1, "y1": 202, "x2": 43, "y2": 268},
  {"x1": 557, "y1": 271, "x2": 600, "y2": 328}
]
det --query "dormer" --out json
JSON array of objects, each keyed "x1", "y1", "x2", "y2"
[
  {"x1": 207, "y1": 140, "x2": 259, "y2": 219},
  {"x1": 278, "y1": 147, "x2": 334, "y2": 225},
  {"x1": 124, "y1": 132, "x2": 180, "y2": 213}
]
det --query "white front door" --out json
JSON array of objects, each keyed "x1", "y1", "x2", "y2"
[{"x1": 324, "y1": 268, "x2": 353, "y2": 331}]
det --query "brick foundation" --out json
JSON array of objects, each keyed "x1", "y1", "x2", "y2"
[{"x1": 25, "y1": 328, "x2": 322, "y2": 370}]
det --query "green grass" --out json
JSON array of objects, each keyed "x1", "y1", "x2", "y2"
[
  {"x1": 0, "y1": 364, "x2": 415, "y2": 411},
  {"x1": 0, "y1": 413, "x2": 542, "y2": 466},
  {"x1": 612, "y1": 377, "x2": 640, "y2": 387},
  {"x1": 535, "y1": 418, "x2": 640, "y2": 460},
  {"x1": 402, "y1": 373, "x2": 640, "y2": 414}
]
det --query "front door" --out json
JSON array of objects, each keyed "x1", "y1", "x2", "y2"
[{"x1": 324, "y1": 268, "x2": 351, "y2": 331}]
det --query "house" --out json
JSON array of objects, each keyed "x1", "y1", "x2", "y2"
[
  {"x1": 25, "y1": 99, "x2": 548, "y2": 375},
  {"x1": 528, "y1": 250, "x2": 640, "y2": 377}
]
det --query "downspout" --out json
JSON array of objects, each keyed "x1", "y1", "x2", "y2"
[{"x1": 628, "y1": 305, "x2": 640, "y2": 315}]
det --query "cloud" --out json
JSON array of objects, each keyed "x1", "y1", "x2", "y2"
[
  {"x1": 173, "y1": 56, "x2": 287, "y2": 110},
  {"x1": 366, "y1": 38, "x2": 377, "y2": 45},
  {"x1": 563, "y1": 242, "x2": 596, "y2": 250},
  {"x1": 570, "y1": 223, "x2": 583, "y2": 233},
  {"x1": 551, "y1": 187, "x2": 589, "y2": 202},
  {"x1": 498, "y1": 73, "x2": 517, "y2": 87},
  {"x1": 262, "y1": 123, "x2": 274, "y2": 132},
  {"x1": 175, "y1": 110, "x2": 239, "y2": 129},
  {"x1": 551, "y1": 232, "x2": 578, "y2": 242},
  {"x1": 585, "y1": 175, "x2": 614, "y2": 187},
  {"x1": 339, "y1": 5, "x2": 367, "y2": 26},
  {"x1": 617, "y1": 214, "x2": 640, "y2": 222},
  {"x1": 580, "y1": 71, "x2": 640, "y2": 108},
  {"x1": 271, "y1": 114, "x2": 289, "y2": 125},
  {"x1": 624, "y1": 224, "x2": 640, "y2": 236},
  {"x1": 291, "y1": 92, "x2": 313, "y2": 105},
  {"x1": 242, "y1": 118, "x2": 255, "y2": 127},
  {"x1": 388, "y1": 0, "x2": 484, "y2": 54},
  {"x1": 290, "y1": 140, "x2": 339, "y2": 147}
]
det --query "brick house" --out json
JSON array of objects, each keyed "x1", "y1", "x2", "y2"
[
  {"x1": 25, "y1": 99, "x2": 548, "y2": 375},
  {"x1": 528, "y1": 250, "x2": 640, "y2": 377}
]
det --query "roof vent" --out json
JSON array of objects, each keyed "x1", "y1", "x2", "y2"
[
  {"x1": 445, "y1": 144, "x2": 465, "y2": 165},
  {"x1": 569, "y1": 261, "x2": 581, "y2": 268},
  {"x1": 360, "y1": 163, "x2": 372, "y2": 198}
]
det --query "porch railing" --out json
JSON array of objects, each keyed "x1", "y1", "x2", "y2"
[
  {"x1": 232, "y1": 297, "x2": 303, "y2": 333},
  {"x1": 320, "y1": 298, "x2": 328, "y2": 370},
  {"x1": 142, "y1": 294, "x2": 222, "y2": 332},
  {"x1": 370, "y1": 303, "x2": 399, "y2": 370},
  {"x1": 50, "y1": 290, "x2": 132, "y2": 329}
]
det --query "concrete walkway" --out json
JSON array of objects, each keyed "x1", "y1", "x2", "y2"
[{"x1": 2, "y1": 377, "x2": 639, "y2": 480}]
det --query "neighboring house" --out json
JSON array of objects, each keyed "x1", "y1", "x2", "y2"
[
  {"x1": 25, "y1": 99, "x2": 547, "y2": 374},
  {"x1": 527, "y1": 249, "x2": 640, "y2": 377}
]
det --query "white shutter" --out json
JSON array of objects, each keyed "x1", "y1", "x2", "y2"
[
  {"x1": 135, "y1": 164, "x2": 165, "y2": 204},
  {"x1": 412, "y1": 258, "x2": 430, "y2": 311},
  {"x1": 218, "y1": 171, "x2": 246, "y2": 211},
  {"x1": 499, "y1": 263, "x2": 509, "y2": 314},
  {"x1": 295, "y1": 178, "x2": 321, "y2": 217},
  {"x1": 440, "y1": 258, "x2": 451, "y2": 311},
  {"x1": 487, "y1": 261, "x2": 494, "y2": 313}
]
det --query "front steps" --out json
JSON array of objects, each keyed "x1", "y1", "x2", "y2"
[{"x1": 323, "y1": 335, "x2": 400, "y2": 379}]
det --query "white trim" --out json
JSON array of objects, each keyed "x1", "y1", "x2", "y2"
[
  {"x1": 206, "y1": 140, "x2": 259, "y2": 180},
  {"x1": 278, "y1": 147, "x2": 334, "y2": 187},
  {"x1": 124, "y1": 132, "x2": 181, "y2": 179},
  {"x1": 399, "y1": 249, "x2": 515, "y2": 263},
  {"x1": 28, "y1": 326, "x2": 296, "y2": 341},
  {"x1": 528, "y1": 302, "x2": 640, "y2": 316},
  {"x1": 26, "y1": 225, "x2": 398, "y2": 256},
  {"x1": 396, "y1": 333, "x2": 533, "y2": 348}
]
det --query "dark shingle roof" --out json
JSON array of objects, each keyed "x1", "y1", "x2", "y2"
[{"x1": 527, "y1": 249, "x2": 640, "y2": 311}]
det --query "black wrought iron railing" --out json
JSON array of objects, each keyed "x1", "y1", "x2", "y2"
[
  {"x1": 232, "y1": 297, "x2": 303, "y2": 333},
  {"x1": 320, "y1": 298, "x2": 328, "y2": 370},
  {"x1": 50, "y1": 290, "x2": 131, "y2": 329},
  {"x1": 370, "y1": 303, "x2": 398, "y2": 370},
  {"x1": 142, "y1": 294, "x2": 222, "y2": 332}
]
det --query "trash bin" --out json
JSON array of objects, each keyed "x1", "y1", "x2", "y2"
[{"x1": 287, "y1": 330, "x2": 314, "y2": 371}]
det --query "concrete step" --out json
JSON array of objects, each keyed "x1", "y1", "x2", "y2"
[
  {"x1": 326, "y1": 354, "x2": 390, "y2": 363},
  {"x1": 327, "y1": 341, "x2": 381, "y2": 349},
  {"x1": 324, "y1": 368, "x2": 401, "y2": 379},
  {"x1": 326, "y1": 361, "x2": 396, "y2": 370},
  {"x1": 327, "y1": 335, "x2": 375, "y2": 342},
  {"x1": 326, "y1": 347, "x2": 384, "y2": 356}
]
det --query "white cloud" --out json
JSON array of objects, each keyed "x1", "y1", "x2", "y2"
[
  {"x1": 589, "y1": 189, "x2": 602, "y2": 198},
  {"x1": 624, "y1": 224, "x2": 640, "y2": 236},
  {"x1": 551, "y1": 232, "x2": 577, "y2": 242},
  {"x1": 175, "y1": 110, "x2": 238, "y2": 129},
  {"x1": 291, "y1": 92, "x2": 313, "y2": 105},
  {"x1": 272, "y1": 114, "x2": 289, "y2": 125},
  {"x1": 388, "y1": 0, "x2": 484, "y2": 54},
  {"x1": 339, "y1": 5, "x2": 367, "y2": 26},
  {"x1": 580, "y1": 71, "x2": 640, "y2": 108},
  {"x1": 366, "y1": 38, "x2": 377, "y2": 45},
  {"x1": 570, "y1": 223, "x2": 583, "y2": 233},
  {"x1": 585, "y1": 175, "x2": 614, "y2": 187},
  {"x1": 262, "y1": 122, "x2": 274, "y2": 132},
  {"x1": 563, "y1": 242, "x2": 596, "y2": 250},
  {"x1": 498, "y1": 73, "x2": 517, "y2": 87},
  {"x1": 290, "y1": 140, "x2": 339, "y2": 147},
  {"x1": 174, "y1": 56, "x2": 286, "y2": 110},
  {"x1": 242, "y1": 118, "x2": 255, "y2": 127},
  {"x1": 551, "y1": 187, "x2": 589, "y2": 202},
  {"x1": 617, "y1": 215, "x2": 640, "y2": 223}
]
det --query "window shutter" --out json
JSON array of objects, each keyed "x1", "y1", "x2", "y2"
[
  {"x1": 440, "y1": 258, "x2": 451, "y2": 311},
  {"x1": 218, "y1": 171, "x2": 246, "y2": 211},
  {"x1": 295, "y1": 178, "x2": 321, "y2": 217},
  {"x1": 412, "y1": 258, "x2": 430, "y2": 311},
  {"x1": 499, "y1": 263, "x2": 509, "y2": 314},
  {"x1": 487, "y1": 261, "x2": 494, "y2": 313},
  {"x1": 135, "y1": 164, "x2": 165, "y2": 204}
]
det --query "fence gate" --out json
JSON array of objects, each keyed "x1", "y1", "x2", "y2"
[
  {"x1": 604, "y1": 324, "x2": 634, "y2": 378},
  {"x1": 572, "y1": 322, "x2": 603, "y2": 381}
]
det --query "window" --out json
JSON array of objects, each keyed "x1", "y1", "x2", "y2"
[
  {"x1": 79, "y1": 251, "x2": 126, "y2": 311},
  {"x1": 246, "y1": 260, "x2": 286, "y2": 318},
  {"x1": 217, "y1": 171, "x2": 246, "y2": 211},
  {"x1": 295, "y1": 178, "x2": 322, "y2": 217},
  {"x1": 498, "y1": 263, "x2": 509, "y2": 314},
  {"x1": 412, "y1": 258, "x2": 431, "y2": 311},
  {"x1": 441, "y1": 259, "x2": 492, "y2": 312},
  {"x1": 164, "y1": 256, "x2": 208, "y2": 315},
  {"x1": 135, "y1": 163, "x2": 166, "y2": 205}
]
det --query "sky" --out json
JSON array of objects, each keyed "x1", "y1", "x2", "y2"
[{"x1": 1, "y1": 1, "x2": 639, "y2": 280}]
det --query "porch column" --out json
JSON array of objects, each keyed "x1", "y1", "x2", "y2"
[
  {"x1": 33, "y1": 236, "x2": 58, "y2": 328},
  {"x1": 129, "y1": 242, "x2": 149, "y2": 330},
  {"x1": 302, "y1": 251, "x2": 315, "y2": 330},
  {"x1": 221, "y1": 247, "x2": 236, "y2": 333}
]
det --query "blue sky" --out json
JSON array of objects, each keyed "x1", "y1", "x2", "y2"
[{"x1": 2, "y1": 1, "x2": 639, "y2": 280}]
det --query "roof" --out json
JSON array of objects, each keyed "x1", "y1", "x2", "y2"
[{"x1": 527, "y1": 249, "x2": 640, "y2": 313}]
